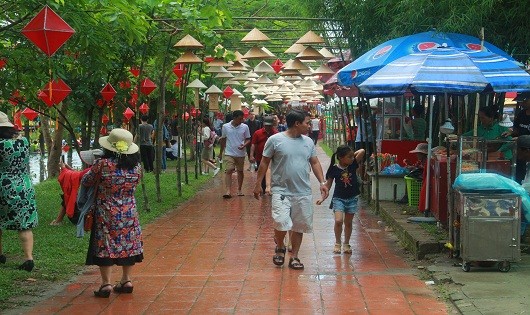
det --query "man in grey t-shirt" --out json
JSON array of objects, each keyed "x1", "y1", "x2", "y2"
[
  {"x1": 253, "y1": 110, "x2": 329, "y2": 270},
  {"x1": 135, "y1": 115, "x2": 154, "y2": 172}
]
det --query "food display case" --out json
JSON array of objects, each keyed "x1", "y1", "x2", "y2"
[
  {"x1": 454, "y1": 190, "x2": 521, "y2": 272},
  {"x1": 457, "y1": 136, "x2": 516, "y2": 179}
]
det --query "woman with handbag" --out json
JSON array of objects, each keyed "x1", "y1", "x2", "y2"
[
  {"x1": 0, "y1": 111, "x2": 38, "y2": 272},
  {"x1": 82, "y1": 128, "x2": 143, "y2": 298}
]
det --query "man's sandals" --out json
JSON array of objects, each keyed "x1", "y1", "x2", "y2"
[
  {"x1": 273, "y1": 246, "x2": 286, "y2": 266},
  {"x1": 288, "y1": 257, "x2": 304, "y2": 270}
]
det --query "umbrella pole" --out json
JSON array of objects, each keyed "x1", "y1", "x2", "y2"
[{"x1": 425, "y1": 95, "x2": 434, "y2": 214}]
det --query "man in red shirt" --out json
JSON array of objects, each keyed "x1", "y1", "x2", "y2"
[{"x1": 250, "y1": 116, "x2": 277, "y2": 193}]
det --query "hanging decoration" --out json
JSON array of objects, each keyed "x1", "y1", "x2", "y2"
[
  {"x1": 13, "y1": 110, "x2": 22, "y2": 130},
  {"x1": 190, "y1": 107, "x2": 201, "y2": 117},
  {"x1": 123, "y1": 107, "x2": 135, "y2": 121},
  {"x1": 100, "y1": 83, "x2": 117, "y2": 101},
  {"x1": 21, "y1": 5, "x2": 75, "y2": 57},
  {"x1": 38, "y1": 90, "x2": 54, "y2": 107},
  {"x1": 96, "y1": 99, "x2": 105, "y2": 108},
  {"x1": 0, "y1": 58, "x2": 7, "y2": 69},
  {"x1": 9, "y1": 90, "x2": 22, "y2": 106},
  {"x1": 182, "y1": 111, "x2": 190, "y2": 121},
  {"x1": 139, "y1": 78, "x2": 157, "y2": 95},
  {"x1": 119, "y1": 80, "x2": 131, "y2": 89},
  {"x1": 173, "y1": 64, "x2": 187, "y2": 78},
  {"x1": 271, "y1": 59, "x2": 284, "y2": 74},
  {"x1": 21, "y1": 108, "x2": 38, "y2": 121},
  {"x1": 101, "y1": 114, "x2": 109, "y2": 125},
  {"x1": 174, "y1": 77, "x2": 183, "y2": 87},
  {"x1": 223, "y1": 86, "x2": 234, "y2": 99},
  {"x1": 41, "y1": 78, "x2": 72, "y2": 105},
  {"x1": 129, "y1": 67, "x2": 140, "y2": 77},
  {"x1": 139, "y1": 103, "x2": 150, "y2": 115},
  {"x1": 100, "y1": 126, "x2": 108, "y2": 135}
]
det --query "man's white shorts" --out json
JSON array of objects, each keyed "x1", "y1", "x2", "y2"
[{"x1": 271, "y1": 194, "x2": 313, "y2": 233}]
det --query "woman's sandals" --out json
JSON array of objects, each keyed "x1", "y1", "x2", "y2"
[
  {"x1": 114, "y1": 280, "x2": 134, "y2": 293},
  {"x1": 273, "y1": 246, "x2": 286, "y2": 266},
  {"x1": 94, "y1": 284, "x2": 112, "y2": 298},
  {"x1": 288, "y1": 257, "x2": 304, "y2": 270}
]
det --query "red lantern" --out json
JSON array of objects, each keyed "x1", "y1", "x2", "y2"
[
  {"x1": 100, "y1": 83, "x2": 117, "y2": 101},
  {"x1": 271, "y1": 59, "x2": 284, "y2": 74},
  {"x1": 21, "y1": 108, "x2": 38, "y2": 121},
  {"x1": 101, "y1": 114, "x2": 109, "y2": 125},
  {"x1": 129, "y1": 67, "x2": 140, "y2": 77},
  {"x1": 100, "y1": 126, "x2": 108, "y2": 135},
  {"x1": 173, "y1": 64, "x2": 187, "y2": 78},
  {"x1": 12, "y1": 110, "x2": 22, "y2": 130},
  {"x1": 174, "y1": 77, "x2": 182, "y2": 87},
  {"x1": 140, "y1": 78, "x2": 157, "y2": 95},
  {"x1": 38, "y1": 90, "x2": 54, "y2": 107},
  {"x1": 139, "y1": 103, "x2": 150, "y2": 115},
  {"x1": 223, "y1": 86, "x2": 234, "y2": 99},
  {"x1": 190, "y1": 107, "x2": 201, "y2": 117},
  {"x1": 119, "y1": 80, "x2": 131, "y2": 89},
  {"x1": 130, "y1": 91, "x2": 138, "y2": 102},
  {"x1": 0, "y1": 58, "x2": 6, "y2": 69},
  {"x1": 242, "y1": 107, "x2": 249, "y2": 119},
  {"x1": 62, "y1": 144, "x2": 70, "y2": 153},
  {"x1": 123, "y1": 107, "x2": 135, "y2": 121},
  {"x1": 21, "y1": 5, "x2": 75, "y2": 57},
  {"x1": 182, "y1": 112, "x2": 190, "y2": 121},
  {"x1": 41, "y1": 78, "x2": 71, "y2": 105}
]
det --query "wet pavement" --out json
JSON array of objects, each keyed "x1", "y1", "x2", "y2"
[{"x1": 20, "y1": 147, "x2": 450, "y2": 314}]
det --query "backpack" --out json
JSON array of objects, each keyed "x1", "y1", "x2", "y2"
[{"x1": 204, "y1": 129, "x2": 217, "y2": 148}]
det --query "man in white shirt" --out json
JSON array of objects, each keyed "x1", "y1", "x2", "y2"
[
  {"x1": 219, "y1": 110, "x2": 251, "y2": 198},
  {"x1": 309, "y1": 115, "x2": 320, "y2": 144}
]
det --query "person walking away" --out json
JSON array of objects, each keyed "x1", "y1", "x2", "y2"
[
  {"x1": 219, "y1": 110, "x2": 251, "y2": 198},
  {"x1": 245, "y1": 112, "x2": 261, "y2": 168},
  {"x1": 83, "y1": 128, "x2": 143, "y2": 298},
  {"x1": 136, "y1": 115, "x2": 155, "y2": 172},
  {"x1": 316, "y1": 145, "x2": 365, "y2": 254},
  {"x1": 310, "y1": 115, "x2": 320, "y2": 144},
  {"x1": 250, "y1": 116, "x2": 277, "y2": 193},
  {"x1": 253, "y1": 110, "x2": 329, "y2": 270},
  {"x1": 0, "y1": 111, "x2": 38, "y2": 272},
  {"x1": 153, "y1": 118, "x2": 171, "y2": 172},
  {"x1": 200, "y1": 118, "x2": 220, "y2": 176}
]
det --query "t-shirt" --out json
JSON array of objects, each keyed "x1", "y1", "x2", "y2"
[
  {"x1": 251, "y1": 127, "x2": 278, "y2": 161},
  {"x1": 310, "y1": 118, "x2": 320, "y2": 131},
  {"x1": 326, "y1": 161, "x2": 360, "y2": 199},
  {"x1": 138, "y1": 123, "x2": 154, "y2": 145},
  {"x1": 222, "y1": 121, "x2": 250, "y2": 157},
  {"x1": 514, "y1": 111, "x2": 530, "y2": 136},
  {"x1": 245, "y1": 118, "x2": 261, "y2": 136},
  {"x1": 263, "y1": 132, "x2": 316, "y2": 196}
]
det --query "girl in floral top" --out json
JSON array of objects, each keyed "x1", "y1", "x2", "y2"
[{"x1": 82, "y1": 128, "x2": 143, "y2": 298}]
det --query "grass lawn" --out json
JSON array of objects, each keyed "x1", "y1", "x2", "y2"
[{"x1": 0, "y1": 159, "x2": 210, "y2": 311}]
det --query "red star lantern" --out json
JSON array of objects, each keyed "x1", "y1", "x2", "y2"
[
  {"x1": 38, "y1": 90, "x2": 54, "y2": 107},
  {"x1": 100, "y1": 126, "x2": 108, "y2": 135},
  {"x1": 204, "y1": 56, "x2": 215, "y2": 63},
  {"x1": 100, "y1": 83, "x2": 117, "y2": 101},
  {"x1": 182, "y1": 112, "x2": 190, "y2": 121},
  {"x1": 41, "y1": 78, "x2": 72, "y2": 105},
  {"x1": 140, "y1": 78, "x2": 157, "y2": 95},
  {"x1": 173, "y1": 64, "x2": 187, "y2": 78},
  {"x1": 119, "y1": 80, "x2": 131, "y2": 89},
  {"x1": 21, "y1": 5, "x2": 75, "y2": 57},
  {"x1": 101, "y1": 114, "x2": 109, "y2": 125},
  {"x1": 0, "y1": 58, "x2": 6, "y2": 69},
  {"x1": 129, "y1": 67, "x2": 140, "y2": 77},
  {"x1": 21, "y1": 108, "x2": 38, "y2": 121},
  {"x1": 13, "y1": 110, "x2": 22, "y2": 130},
  {"x1": 190, "y1": 107, "x2": 201, "y2": 117},
  {"x1": 123, "y1": 107, "x2": 135, "y2": 121},
  {"x1": 139, "y1": 103, "x2": 150, "y2": 115},
  {"x1": 223, "y1": 86, "x2": 234, "y2": 99},
  {"x1": 174, "y1": 77, "x2": 182, "y2": 87},
  {"x1": 271, "y1": 59, "x2": 284, "y2": 74},
  {"x1": 96, "y1": 99, "x2": 105, "y2": 108}
]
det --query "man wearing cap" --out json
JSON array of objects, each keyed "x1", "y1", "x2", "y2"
[
  {"x1": 250, "y1": 116, "x2": 277, "y2": 193},
  {"x1": 506, "y1": 94, "x2": 530, "y2": 183},
  {"x1": 409, "y1": 143, "x2": 429, "y2": 211}
]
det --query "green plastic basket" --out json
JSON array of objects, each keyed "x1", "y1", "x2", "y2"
[{"x1": 404, "y1": 176, "x2": 422, "y2": 207}]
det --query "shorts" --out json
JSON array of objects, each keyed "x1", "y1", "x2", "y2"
[
  {"x1": 271, "y1": 194, "x2": 313, "y2": 233},
  {"x1": 331, "y1": 196, "x2": 359, "y2": 214},
  {"x1": 201, "y1": 146, "x2": 213, "y2": 160},
  {"x1": 224, "y1": 155, "x2": 245, "y2": 172}
]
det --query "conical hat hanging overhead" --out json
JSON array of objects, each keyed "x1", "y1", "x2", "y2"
[
  {"x1": 223, "y1": 79, "x2": 241, "y2": 86},
  {"x1": 174, "y1": 34, "x2": 203, "y2": 49},
  {"x1": 214, "y1": 71, "x2": 234, "y2": 79},
  {"x1": 255, "y1": 75, "x2": 274, "y2": 85},
  {"x1": 174, "y1": 51, "x2": 203, "y2": 64},
  {"x1": 233, "y1": 73, "x2": 251, "y2": 81},
  {"x1": 227, "y1": 61, "x2": 248, "y2": 72},
  {"x1": 207, "y1": 58, "x2": 231, "y2": 67},
  {"x1": 296, "y1": 46, "x2": 325, "y2": 60},
  {"x1": 284, "y1": 58, "x2": 309, "y2": 71},
  {"x1": 296, "y1": 30, "x2": 325, "y2": 45},
  {"x1": 243, "y1": 86, "x2": 258, "y2": 93},
  {"x1": 283, "y1": 75, "x2": 302, "y2": 81},
  {"x1": 280, "y1": 69, "x2": 302, "y2": 76},
  {"x1": 205, "y1": 66, "x2": 228, "y2": 74},
  {"x1": 318, "y1": 47, "x2": 335, "y2": 59},
  {"x1": 254, "y1": 60, "x2": 275, "y2": 74},
  {"x1": 246, "y1": 71, "x2": 259, "y2": 79},
  {"x1": 187, "y1": 79, "x2": 207, "y2": 89},
  {"x1": 205, "y1": 85, "x2": 223, "y2": 94},
  {"x1": 234, "y1": 51, "x2": 247, "y2": 61},
  {"x1": 299, "y1": 67, "x2": 314, "y2": 76},
  {"x1": 312, "y1": 64, "x2": 335, "y2": 75},
  {"x1": 260, "y1": 46, "x2": 276, "y2": 58},
  {"x1": 243, "y1": 46, "x2": 271, "y2": 59},
  {"x1": 285, "y1": 43, "x2": 306, "y2": 54},
  {"x1": 241, "y1": 28, "x2": 270, "y2": 42}
]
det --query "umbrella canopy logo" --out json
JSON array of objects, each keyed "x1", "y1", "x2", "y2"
[
  {"x1": 372, "y1": 45, "x2": 392, "y2": 59},
  {"x1": 417, "y1": 42, "x2": 438, "y2": 51}
]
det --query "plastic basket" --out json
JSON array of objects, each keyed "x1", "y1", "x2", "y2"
[{"x1": 404, "y1": 176, "x2": 422, "y2": 207}]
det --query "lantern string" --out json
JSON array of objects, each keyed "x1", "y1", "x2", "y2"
[{"x1": 48, "y1": 59, "x2": 53, "y2": 102}]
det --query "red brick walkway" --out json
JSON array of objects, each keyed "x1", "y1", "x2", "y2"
[{"x1": 26, "y1": 147, "x2": 449, "y2": 314}]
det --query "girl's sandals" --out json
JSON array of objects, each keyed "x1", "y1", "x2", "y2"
[
  {"x1": 288, "y1": 257, "x2": 304, "y2": 270},
  {"x1": 333, "y1": 243, "x2": 342, "y2": 254},
  {"x1": 94, "y1": 284, "x2": 112, "y2": 298},
  {"x1": 343, "y1": 244, "x2": 352, "y2": 254},
  {"x1": 273, "y1": 246, "x2": 286, "y2": 266},
  {"x1": 113, "y1": 280, "x2": 134, "y2": 293}
]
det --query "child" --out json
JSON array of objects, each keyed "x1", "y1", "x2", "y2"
[{"x1": 317, "y1": 145, "x2": 365, "y2": 254}]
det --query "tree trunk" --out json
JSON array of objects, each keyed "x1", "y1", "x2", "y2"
[{"x1": 47, "y1": 105, "x2": 67, "y2": 178}]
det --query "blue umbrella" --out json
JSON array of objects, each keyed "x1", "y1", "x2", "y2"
[
  {"x1": 337, "y1": 30, "x2": 517, "y2": 87},
  {"x1": 358, "y1": 47, "x2": 530, "y2": 97}
]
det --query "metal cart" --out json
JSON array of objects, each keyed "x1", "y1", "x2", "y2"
[{"x1": 455, "y1": 189, "x2": 521, "y2": 272}]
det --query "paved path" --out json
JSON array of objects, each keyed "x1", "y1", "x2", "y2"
[{"x1": 24, "y1": 147, "x2": 449, "y2": 314}]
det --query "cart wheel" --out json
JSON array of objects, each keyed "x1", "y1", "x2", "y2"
[
  {"x1": 498, "y1": 261, "x2": 511, "y2": 272},
  {"x1": 462, "y1": 262, "x2": 471, "y2": 272}
]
